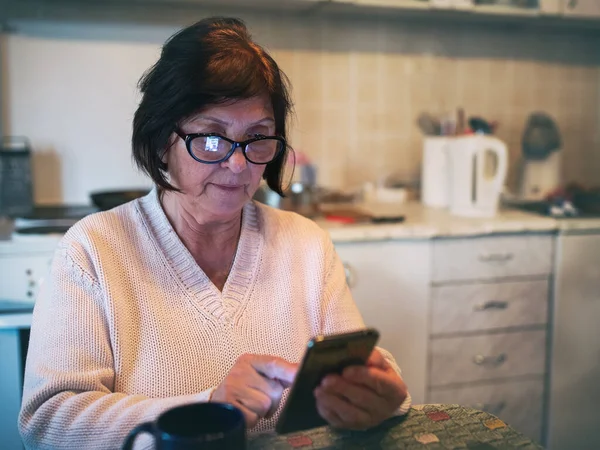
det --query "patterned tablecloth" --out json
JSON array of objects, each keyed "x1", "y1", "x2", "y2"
[{"x1": 248, "y1": 404, "x2": 544, "y2": 449}]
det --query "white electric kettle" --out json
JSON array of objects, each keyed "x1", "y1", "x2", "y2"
[{"x1": 448, "y1": 135, "x2": 508, "y2": 218}]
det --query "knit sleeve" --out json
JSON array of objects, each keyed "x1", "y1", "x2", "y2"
[
  {"x1": 18, "y1": 245, "x2": 215, "y2": 450},
  {"x1": 319, "y1": 235, "x2": 412, "y2": 416}
]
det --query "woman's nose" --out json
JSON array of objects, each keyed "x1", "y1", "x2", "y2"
[{"x1": 222, "y1": 148, "x2": 247, "y2": 173}]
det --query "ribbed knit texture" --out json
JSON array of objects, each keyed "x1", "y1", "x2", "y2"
[{"x1": 19, "y1": 189, "x2": 410, "y2": 450}]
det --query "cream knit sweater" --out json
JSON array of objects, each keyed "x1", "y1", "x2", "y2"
[{"x1": 19, "y1": 189, "x2": 410, "y2": 449}]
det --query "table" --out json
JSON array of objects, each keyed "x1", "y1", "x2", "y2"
[{"x1": 249, "y1": 404, "x2": 543, "y2": 449}]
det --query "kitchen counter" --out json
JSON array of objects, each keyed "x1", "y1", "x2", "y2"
[
  {"x1": 2, "y1": 202, "x2": 599, "y2": 249},
  {"x1": 0, "y1": 300, "x2": 34, "y2": 329},
  {"x1": 318, "y1": 202, "x2": 560, "y2": 242},
  {"x1": 0, "y1": 217, "x2": 13, "y2": 241}
]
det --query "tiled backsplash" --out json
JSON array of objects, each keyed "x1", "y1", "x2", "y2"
[
  {"x1": 261, "y1": 16, "x2": 600, "y2": 190},
  {"x1": 3, "y1": 12, "x2": 600, "y2": 203}
]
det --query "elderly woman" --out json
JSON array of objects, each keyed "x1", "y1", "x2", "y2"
[{"x1": 18, "y1": 17, "x2": 410, "y2": 449}]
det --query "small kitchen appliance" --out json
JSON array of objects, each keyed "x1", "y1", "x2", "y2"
[
  {"x1": 448, "y1": 134, "x2": 508, "y2": 218},
  {"x1": 421, "y1": 136, "x2": 452, "y2": 208},
  {"x1": 518, "y1": 112, "x2": 562, "y2": 201},
  {"x1": 0, "y1": 136, "x2": 34, "y2": 217}
]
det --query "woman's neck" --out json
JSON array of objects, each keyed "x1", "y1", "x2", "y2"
[{"x1": 160, "y1": 190, "x2": 242, "y2": 262}]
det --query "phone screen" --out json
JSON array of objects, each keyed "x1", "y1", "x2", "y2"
[{"x1": 275, "y1": 328, "x2": 379, "y2": 434}]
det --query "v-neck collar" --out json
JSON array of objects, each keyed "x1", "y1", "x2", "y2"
[{"x1": 137, "y1": 188, "x2": 263, "y2": 323}]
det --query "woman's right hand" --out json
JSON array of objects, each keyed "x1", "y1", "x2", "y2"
[{"x1": 210, "y1": 354, "x2": 297, "y2": 428}]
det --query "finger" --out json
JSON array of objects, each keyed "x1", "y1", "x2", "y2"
[
  {"x1": 319, "y1": 374, "x2": 386, "y2": 415},
  {"x1": 236, "y1": 389, "x2": 273, "y2": 419},
  {"x1": 247, "y1": 372, "x2": 285, "y2": 408},
  {"x1": 249, "y1": 355, "x2": 298, "y2": 385},
  {"x1": 232, "y1": 401, "x2": 260, "y2": 429},
  {"x1": 315, "y1": 388, "x2": 372, "y2": 430},
  {"x1": 315, "y1": 394, "x2": 345, "y2": 429},
  {"x1": 261, "y1": 377, "x2": 285, "y2": 417},
  {"x1": 342, "y1": 365, "x2": 401, "y2": 398}
]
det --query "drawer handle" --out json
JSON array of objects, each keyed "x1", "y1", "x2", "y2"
[
  {"x1": 474, "y1": 301, "x2": 509, "y2": 311},
  {"x1": 478, "y1": 253, "x2": 514, "y2": 264},
  {"x1": 343, "y1": 263, "x2": 356, "y2": 288},
  {"x1": 474, "y1": 401, "x2": 507, "y2": 415},
  {"x1": 473, "y1": 353, "x2": 507, "y2": 367}
]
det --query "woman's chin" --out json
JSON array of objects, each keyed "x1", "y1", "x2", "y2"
[{"x1": 203, "y1": 194, "x2": 249, "y2": 219}]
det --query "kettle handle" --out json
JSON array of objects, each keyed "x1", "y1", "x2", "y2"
[
  {"x1": 490, "y1": 137, "x2": 508, "y2": 193},
  {"x1": 475, "y1": 137, "x2": 508, "y2": 202}
]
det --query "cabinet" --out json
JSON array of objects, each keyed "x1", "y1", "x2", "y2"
[
  {"x1": 334, "y1": 233, "x2": 554, "y2": 444},
  {"x1": 334, "y1": 239, "x2": 432, "y2": 404},
  {"x1": 427, "y1": 234, "x2": 554, "y2": 444},
  {"x1": 0, "y1": 254, "x2": 53, "y2": 302},
  {"x1": 547, "y1": 230, "x2": 600, "y2": 450},
  {"x1": 0, "y1": 242, "x2": 56, "y2": 303}
]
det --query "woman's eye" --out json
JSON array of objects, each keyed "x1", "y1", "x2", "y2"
[{"x1": 252, "y1": 133, "x2": 267, "y2": 138}]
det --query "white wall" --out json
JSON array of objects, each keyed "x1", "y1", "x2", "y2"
[
  {"x1": 5, "y1": 23, "x2": 173, "y2": 204},
  {"x1": 4, "y1": 16, "x2": 600, "y2": 205}
]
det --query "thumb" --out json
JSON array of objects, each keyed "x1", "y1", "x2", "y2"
[
  {"x1": 251, "y1": 355, "x2": 298, "y2": 385},
  {"x1": 366, "y1": 348, "x2": 390, "y2": 370}
]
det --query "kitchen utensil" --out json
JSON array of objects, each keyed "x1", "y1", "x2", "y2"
[
  {"x1": 322, "y1": 206, "x2": 405, "y2": 224},
  {"x1": 417, "y1": 112, "x2": 441, "y2": 136},
  {"x1": 0, "y1": 136, "x2": 34, "y2": 217},
  {"x1": 469, "y1": 117, "x2": 493, "y2": 135},
  {"x1": 362, "y1": 182, "x2": 408, "y2": 204},
  {"x1": 448, "y1": 135, "x2": 508, "y2": 217},
  {"x1": 253, "y1": 182, "x2": 320, "y2": 218},
  {"x1": 518, "y1": 112, "x2": 562, "y2": 201},
  {"x1": 456, "y1": 108, "x2": 466, "y2": 135},
  {"x1": 421, "y1": 136, "x2": 452, "y2": 208},
  {"x1": 90, "y1": 189, "x2": 150, "y2": 211}
]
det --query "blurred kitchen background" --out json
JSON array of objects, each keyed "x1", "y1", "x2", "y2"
[
  {"x1": 0, "y1": 0, "x2": 599, "y2": 205},
  {"x1": 1, "y1": 1, "x2": 600, "y2": 450}
]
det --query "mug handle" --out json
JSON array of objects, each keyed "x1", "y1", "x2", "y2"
[{"x1": 122, "y1": 422, "x2": 155, "y2": 450}]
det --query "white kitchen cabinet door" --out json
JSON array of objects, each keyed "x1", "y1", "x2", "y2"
[
  {"x1": 562, "y1": 0, "x2": 600, "y2": 17},
  {"x1": 547, "y1": 231, "x2": 600, "y2": 450},
  {"x1": 0, "y1": 253, "x2": 54, "y2": 302},
  {"x1": 334, "y1": 239, "x2": 432, "y2": 404}
]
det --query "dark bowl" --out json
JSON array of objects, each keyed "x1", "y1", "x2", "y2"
[{"x1": 90, "y1": 189, "x2": 150, "y2": 211}]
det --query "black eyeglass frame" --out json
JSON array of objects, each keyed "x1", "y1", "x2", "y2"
[{"x1": 175, "y1": 130, "x2": 286, "y2": 165}]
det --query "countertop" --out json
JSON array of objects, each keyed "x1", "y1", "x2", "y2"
[
  {"x1": 0, "y1": 300, "x2": 34, "y2": 329},
  {"x1": 2, "y1": 203, "x2": 600, "y2": 248},
  {"x1": 318, "y1": 202, "x2": 561, "y2": 242}
]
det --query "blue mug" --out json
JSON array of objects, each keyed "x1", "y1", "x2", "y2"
[{"x1": 122, "y1": 402, "x2": 245, "y2": 449}]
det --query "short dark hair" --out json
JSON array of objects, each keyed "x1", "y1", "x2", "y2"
[{"x1": 132, "y1": 17, "x2": 292, "y2": 195}]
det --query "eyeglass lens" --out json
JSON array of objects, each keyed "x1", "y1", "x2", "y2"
[{"x1": 189, "y1": 136, "x2": 282, "y2": 163}]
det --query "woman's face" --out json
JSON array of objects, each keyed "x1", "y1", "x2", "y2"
[{"x1": 165, "y1": 95, "x2": 274, "y2": 221}]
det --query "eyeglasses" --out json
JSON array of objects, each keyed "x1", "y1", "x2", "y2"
[{"x1": 175, "y1": 130, "x2": 286, "y2": 165}]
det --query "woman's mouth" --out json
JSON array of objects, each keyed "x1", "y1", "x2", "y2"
[{"x1": 211, "y1": 183, "x2": 245, "y2": 192}]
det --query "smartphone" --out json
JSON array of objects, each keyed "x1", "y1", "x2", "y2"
[{"x1": 275, "y1": 328, "x2": 380, "y2": 434}]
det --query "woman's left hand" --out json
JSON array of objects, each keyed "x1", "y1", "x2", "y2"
[{"x1": 314, "y1": 348, "x2": 408, "y2": 431}]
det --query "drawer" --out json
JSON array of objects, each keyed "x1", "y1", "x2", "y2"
[
  {"x1": 431, "y1": 280, "x2": 549, "y2": 334},
  {"x1": 429, "y1": 330, "x2": 546, "y2": 386},
  {"x1": 428, "y1": 378, "x2": 544, "y2": 443},
  {"x1": 0, "y1": 254, "x2": 53, "y2": 302},
  {"x1": 432, "y1": 235, "x2": 553, "y2": 283}
]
